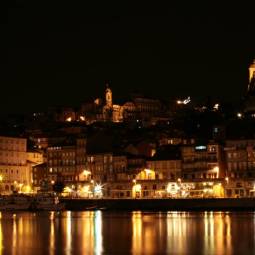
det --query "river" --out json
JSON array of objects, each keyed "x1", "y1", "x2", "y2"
[{"x1": 0, "y1": 211, "x2": 254, "y2": 254}]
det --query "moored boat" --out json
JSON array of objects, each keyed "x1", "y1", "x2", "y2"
[
  {"x1": 33, "y1": 193, "x2": 65, "y2": 211},
  {"x1": 0, "y1": 194, "x2": 32, "y2": 210}
]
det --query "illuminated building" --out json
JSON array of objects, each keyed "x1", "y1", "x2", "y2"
[
  {"x1": 46, "y1": 137, "x2": 86, "y2": 184},
  {"x1": 146, "y1": 145, "x2": 182, "y2": 181},
  {"x1": 87, "y1": 153, "x2": 113, "y2": 183},
  {"x1": 0, "y1": 136, "x2": 31, "y2": 193},
  {"x1": 224, "y1": 139, "x2": 255, "y2": 197},
  {"x1": 181, "y1": 142, "x2": 224, "y2": 180},
  {"x1": 87, "y1": 153, "x2": 128, "y2": 183},
  {"x1": 30, "y1": 134, "x2": 66, "y2": 150}
]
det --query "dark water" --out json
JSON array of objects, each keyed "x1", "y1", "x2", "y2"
[{"x1": 0, "y1": 211, "x2": 254, "y2": 255}]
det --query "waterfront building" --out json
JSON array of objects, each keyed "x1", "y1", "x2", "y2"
[
  {"x1": 181, "y1": 141, "x2": 224, "y2": 180},
  {"x1": 46, "y1": 137, "x2": 86, "y2": 184},
  {"x1": 225, "y1": 139, "x2": 255, "y2": 179},
  {"x1": 146, "y1": 145, "x2": 182, "y2": 181},
  {"x1": 0, "y1": 136, "x2": 31, "y2": 193},
  {"x1": 87, "y1": 153, "x2": 113, "y2": 183}
]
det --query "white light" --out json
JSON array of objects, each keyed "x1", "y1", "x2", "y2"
[
  {"x1": 167, "y1": 182, "x2": 180, "y2": 195},
  {"x1": 83, "y1": 170, "x2": 91, "y2": 176},
  {"x1": 94, "y1": 184, "x2": 103, "y2": 195},
  {"x1": 237, "y1": 113, "x2": 242, "y2": 118},
  {"x1": 213, "y1": 103, "x2": 220, "y2": 110},
  {"x1": 144, "y1": 169, "x2": 153, "y2": 174},
  {"x1": 183, "y1": 97, "x2": 191, "y2": 105}
]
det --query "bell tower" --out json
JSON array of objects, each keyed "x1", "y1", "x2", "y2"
[
  {"x1": 105, "y1": 84, "x2": 113, "y2": 108},
  {"x1": 249, "y1": 59, "x2": 255, "y2": 83},
  {"x1": 248, "y1": 59, "x2": 255, "y2": 93}
]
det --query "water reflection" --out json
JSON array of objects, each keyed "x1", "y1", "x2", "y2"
[{"x1": 0, "y1": 211, "x2": 253, "y2": 254}]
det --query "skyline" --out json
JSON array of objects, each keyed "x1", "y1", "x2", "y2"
[{"x1": 2, "y1": 2, "x2": 255, "y2": 113}]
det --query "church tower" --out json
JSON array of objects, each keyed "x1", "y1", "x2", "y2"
[
  {"x1": 244, "y1": 59, "x2": 255, "y2": 114},
  {"x1": 248, "y1": 59, "x2": 255, "y2": 94},
  {"x1": 105, "y1": 84, "x2": 113, "y2": 108}
]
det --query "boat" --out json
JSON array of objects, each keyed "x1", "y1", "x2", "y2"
[
  {"x1": 33, "y1": 193, "x2": 65, "y2": 211},
  {"x1": 0, "y1": 195, "x2": 32, "y2": 210}
]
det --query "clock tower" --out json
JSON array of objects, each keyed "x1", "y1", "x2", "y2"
[{"x1": 105, "y1": 84, "x2": 113, "y2": 108}]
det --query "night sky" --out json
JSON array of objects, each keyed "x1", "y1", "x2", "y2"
[{"x1": 2, "y1": 2, "x2": 255, "y2": 113}]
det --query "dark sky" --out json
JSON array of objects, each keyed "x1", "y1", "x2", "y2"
[{"x1": 2, "y1": 2, "x2": 255, "y2": 113}]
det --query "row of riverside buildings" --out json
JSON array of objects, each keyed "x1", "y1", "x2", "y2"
[
  {"x1": 2, "y1": 133, "x2": 255, "y2": 199},
  {"x1": 3, "y1": 60, "x2": 255, "y2": 198}
]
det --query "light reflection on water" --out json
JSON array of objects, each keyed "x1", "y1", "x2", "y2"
[{"x1": 0, "y1": 211, "x2": 254, "y2": 254}]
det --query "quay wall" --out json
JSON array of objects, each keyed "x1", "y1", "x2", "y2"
[{"x1": 61, "y1": 198, "x2": 255, "y2": 211}]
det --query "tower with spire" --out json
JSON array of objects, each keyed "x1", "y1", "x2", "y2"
[
  {"x1": 248, "y1": 59, "x2": 255, "y2": 95},
  {"x1": 244, "y1": 59, "x2": 255, "y2": 114},
  {"x1": 105, "y1": 84, "x2": 113, "y2": 108}
]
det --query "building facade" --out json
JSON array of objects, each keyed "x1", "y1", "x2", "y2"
[{"x1": 0, "y1": 136, "x2": 30, "y2": 193}]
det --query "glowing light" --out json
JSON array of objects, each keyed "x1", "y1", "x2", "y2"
[
  {"x1": 176, "y1": 97, "x2": 191, "y2": 105},
  {"x1": 133, "y1": 184, "x2": 141, "y2": 193},
  {"x1": 195, "y1": 145, "x2": 207, "y2": 150},
  {"x1": 83, "y1": 170, "x2": 91, "y2": 176},
  {"x1": 213, "y1": 166, "x2": 219, "y2": 178},
  {"x1": 213, "y1": 103, "x2": 220, "y2": 110},
  {"x1": 94, "y1": 184, "x2": 103, "y2": 198},
  {"x1": 82, "y1": 185, "x2": 90, "y2": 193},
  {"x1": 167, "y1": 182, "x2": 180, "y2": 195},
  {"x1": 144, "y1": 169, "x2": 153, "y2": 174},
  {"x1": 237, "y1": 112, "x2": 243, "y2": 119},
  {"x1": 183, "y1": 97, "x2": 191, "y2": 104},
  {"x1": 66, "y1": 117, "x2": 72, "y2": 122},
  {"x1": 22, "y1": 185, "x2": 32, "y2": 193},
  {"x1": 51, "y1": 180, "x2": 55, "y2": 185},
  {"x1": 0, "y1": 176, "x2": 3, "y2": 182},
  {"x1": 151, "y1": 149, "x2": 156, "y2": 157},
  {"x1": 94, "y1": 211, "x2": 103, "y2": 254},
  {"x1": 80, "y1": 116, "x2": 85, "y2": 121},
  {"x1": 213, "y1": 183, "x2": 224, "y2": 198},
  {"x1": 94, "y1": 184, "x2": 102, "y2": 194},
  {"x1": 64, "y1": 186, "x2": 73, "y2": 193}
]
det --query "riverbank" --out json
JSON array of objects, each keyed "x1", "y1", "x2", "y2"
[{"x1": 61, "y1": 198, "x2": 255, "y2": 211}]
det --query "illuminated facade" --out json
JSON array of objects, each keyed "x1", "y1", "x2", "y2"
[
  {"x1": 0, "y1": 136, "x2": 31, "y2": 193},
  {"x1": 146, "y1": 159, "x2": 182, "y2": 181},
  {"x1": 224, "y1": 139, "x2": 255, "y2": 197},
  {"x1": 87, "y1": 153, "x2": 128, "y2": 183},
  {"x1": 87, "y1": 153, "x2": 113, "y2": 183},
  {"x1": 46, "y1": 137, "x2": 86, "y2": 184},
  {"x1": 181, "y1": 142, "x2": 223, "y2": 180}
]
